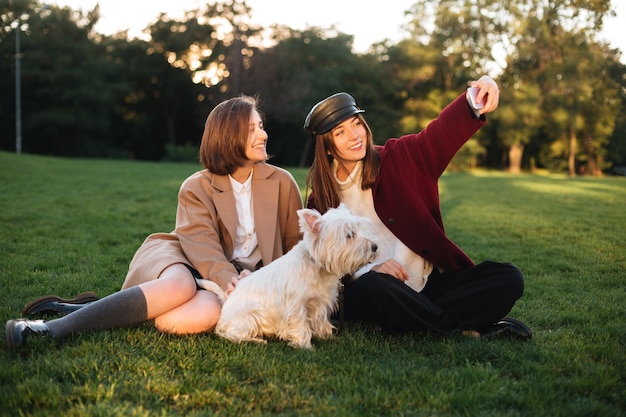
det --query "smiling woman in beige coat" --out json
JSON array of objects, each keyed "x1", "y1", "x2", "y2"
[{"x1": 6, "y1": 95, "x2": 303, "y2": 350}]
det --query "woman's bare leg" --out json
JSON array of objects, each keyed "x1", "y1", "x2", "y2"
[
  {"x1": 12, "y1": 264, "x2": 220, "y2": 344},
  {"x1": 140, "y1": 264, "x2": 198, "y2": 318},
  {"x1": 141, "y1": 263, "x2": 222, "y2": 334},
  {"x1": 154, "y1": 290, "x2": 222, "y2": 334}
]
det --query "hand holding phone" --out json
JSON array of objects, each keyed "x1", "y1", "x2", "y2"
[{"x1": 466, "y1": 87, "x2": 484, "y2": 110}]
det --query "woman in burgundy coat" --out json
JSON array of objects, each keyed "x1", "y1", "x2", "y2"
[{"x1": 304, "y1": 76, "x2": 531, "y2": 339}]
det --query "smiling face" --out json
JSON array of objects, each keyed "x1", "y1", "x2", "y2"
[
  {"x1": 245, "y1": 109, "x2": 268, "y2": 164},
  {"x1": 230, "y1": 109, "x2": 268, "y2": 183},
  {"x1": 329, "y1": 115, "x2": 368, "y2": 179},
  {"x1": 199, "y1": 95, "x2": 269, "y2": 177}
]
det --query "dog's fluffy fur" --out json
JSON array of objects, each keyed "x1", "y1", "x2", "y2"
[{"x1": 211, "y1": 204, "x2": 378, "y2": 349}]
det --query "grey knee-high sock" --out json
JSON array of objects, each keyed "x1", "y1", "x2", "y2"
[{"x1": 46, "y1": 286, "x2": 148, "y2": 339}]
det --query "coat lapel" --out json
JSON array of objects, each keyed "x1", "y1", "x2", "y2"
[
  {"x1": 211, "y1": 174, "x2": 237, "y2": 259},
  {"x1": 251, "y1": 163, "x2": 279, "y2": 266}
]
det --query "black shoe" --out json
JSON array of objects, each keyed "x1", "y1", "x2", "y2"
[
  {"x1": 482, "y1": 317, "x2": 532, "y2": 341},
  {"x1": 21, "y1": 292, "x2": 99, "y2": 317},
  {"x1": 5, "y1": 319, "x2": 50, "y2": 350}
]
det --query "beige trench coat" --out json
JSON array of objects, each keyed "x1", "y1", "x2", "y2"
[{"x1": 122, "y1": 162, "x2": 303, "y2": 291}]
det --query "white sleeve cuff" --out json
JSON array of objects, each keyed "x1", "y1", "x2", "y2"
[{"x1": 352, "y1": 263, "x2": 375, "y2": 280}]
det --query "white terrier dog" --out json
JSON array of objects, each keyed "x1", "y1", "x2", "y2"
[{"x1": 212, "y1": 204, "x2": 378, "y2": 349}]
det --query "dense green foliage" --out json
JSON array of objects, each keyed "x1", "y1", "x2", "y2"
[
  {"x1": 1, "y1": 0, "x2": 625, "y2": 173},
  {"x1": 1, "y1": 151, "x2": 625, "y2": 416}
]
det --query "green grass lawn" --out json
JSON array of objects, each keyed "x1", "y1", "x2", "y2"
[{"x1": 1, "y1": 151, "x2": 625, "y2": 416}]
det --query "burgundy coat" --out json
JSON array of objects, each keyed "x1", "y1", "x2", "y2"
[{"x1": 309, "y1": 93, "x2": 485, "y2": 272}]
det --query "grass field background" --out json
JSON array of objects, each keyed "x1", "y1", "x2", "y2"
[{"x1": 1, "y1": 151, "x2": 624, "y2": 416}]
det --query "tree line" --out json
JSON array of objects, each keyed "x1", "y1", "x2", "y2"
[{"x1": 1, "y1": 0, "x2": 624, "y2": 175}]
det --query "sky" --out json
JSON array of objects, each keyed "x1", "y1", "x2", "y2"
[{"x1": 50, "y1": 0, "x2": 625, "y2": 62}]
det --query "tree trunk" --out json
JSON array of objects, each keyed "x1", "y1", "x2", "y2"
[
  {"x1": 508, "y1": 143, "x2": 524, "y2": 174},
  {"x1": 568, "y1": 127, "x2": 577, "y2": 177},
  {"x1": 584, "y1": 135, "x2": 601, "y2": 176}
]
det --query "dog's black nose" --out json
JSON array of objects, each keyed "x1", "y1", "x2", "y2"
[{"x1": 372, "y1": 244, "x2": 378, "y2": 253}]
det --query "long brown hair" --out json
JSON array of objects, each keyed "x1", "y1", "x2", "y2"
[
  {"x1": 199, "y1": 95, "x2": 265, "y2": 175},
  {"x1": 305, "y1": 114, "x2": 380, "y2": 213}
]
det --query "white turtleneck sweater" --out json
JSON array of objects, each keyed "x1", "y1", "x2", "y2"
[{"x1": 335, "y1": 160, "x2": 433, "y2": 292}]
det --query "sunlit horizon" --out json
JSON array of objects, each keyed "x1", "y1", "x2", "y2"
[{"x1": 48, "y1": 0, "x2": 625, "y2": 64}]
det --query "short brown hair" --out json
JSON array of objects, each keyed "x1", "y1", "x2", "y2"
[{"x1": 199, "y1": 95, "x2": 264, "y2": 175}]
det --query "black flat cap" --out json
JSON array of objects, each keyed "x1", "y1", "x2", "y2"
[{"x1": 304, "y1": 92, "x2": 365, "y2": 135}]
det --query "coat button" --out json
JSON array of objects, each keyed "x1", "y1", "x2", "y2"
[
  {"x1": 422, "y1": 249, "x2": 430, "y2": 255},
  {"x1": 388, "y1": 218, "x2": 396, "y2": 225}
]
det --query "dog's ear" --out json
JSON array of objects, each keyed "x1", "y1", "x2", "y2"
[{"x1": 297, "y1": 209, "x2": 322, "y2": 235}]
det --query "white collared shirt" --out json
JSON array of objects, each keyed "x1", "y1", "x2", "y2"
[
  {"x1": 229, "y1": 171, "x2": 259, "y2": 263},
  {"x1": 335, "y1": 160, "x2": 433, "y2": 292}
]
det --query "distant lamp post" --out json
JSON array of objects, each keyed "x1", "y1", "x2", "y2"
[
  {"x1": 14, "y1": 18, "x2": 22, "y2": 154},
  {"x1": 11, "y1": 3, "x2": 50, "y2": 154},
  {"x1": 10, "y1": 0, "x2": 29, "y2": 155}
]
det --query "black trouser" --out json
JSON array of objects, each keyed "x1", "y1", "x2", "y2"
[{"x1": 342, "y1": 261, "x2": 524, "y2": 334}]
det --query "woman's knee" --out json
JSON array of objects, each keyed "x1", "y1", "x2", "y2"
[
  {"x1": 157, "y1": 264, "x2": 198, "y2": 298},
  {"x1": 154, "y1": 289, "x2": 222, "y2": 334},
  {"x1": 496, "y1": 262, "x2": 525, "y2": 300},
  {"x1": 196, "y1": 290, "x2": 222, "y2": 329}
]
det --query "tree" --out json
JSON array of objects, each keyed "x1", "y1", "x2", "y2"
[
  {"x1": 492, "y1": 78, "x2": 542, "y2": 172},
  {"x1": 1, "y1": 1, "x2": 122, "y2": 156},
  {"x1": 500, "y1": 0, "x2": 614, "y2": 175},
  {"x1": 577, "y1": 42, "x2": 624, "y2": 175},
  {"x1": 394, "y1": 0, "x2": 504, "y2": 169},
  {"x1": 404, "y1": 0, "x2": 509, "y2": 81},
  {"x1": 2, "y1": 0, "x2": 623, "y2": 171}
]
